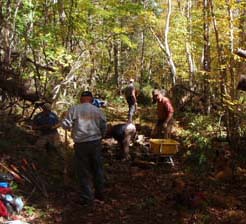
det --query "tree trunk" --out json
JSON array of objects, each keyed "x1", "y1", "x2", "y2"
[
  {"x1": 210, "y1": 0, "x2": 227, "y2": 99},
  {"x1": 203, "y1": 0, "x2": 211, "y2": 114},
  {"x1": 150, "y1": 0, "x2": 177, "y2": 87},
  {"x1": 185, "y1": 0, "x2": 196, "y2": 87},
  {"x1": 226, "y1": 0, "x2": 241, "y2": 149},
  {"x1": 164, "y1": 0, "x2": 176, "y2": 86},
  {"x1": 113, "y1": 38, "x2": 121, "y2": 87},
  {"x1": 140, "y1": 30, "x2": 145, "y2": 87}
]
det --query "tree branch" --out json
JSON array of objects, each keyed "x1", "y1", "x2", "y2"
[{"x1": 235, "y1": 48, "x2": 246, "y2": 58}]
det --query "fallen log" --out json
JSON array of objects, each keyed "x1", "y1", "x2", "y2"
[{"x1": 0, "y1": 78, "x2": 40, "y2": 103}]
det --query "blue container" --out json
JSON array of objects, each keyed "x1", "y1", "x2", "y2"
[{"x1": 0, "y1": 182, "x2": 9, "y2": 188}]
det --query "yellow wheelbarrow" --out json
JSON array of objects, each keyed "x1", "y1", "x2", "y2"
[{"x1": 149, "y1": 139, "x2": 180, "y2": 166}]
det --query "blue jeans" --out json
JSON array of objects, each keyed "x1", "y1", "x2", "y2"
[
  {"x1": 74, "y1": 140, "x2": 104, "y2": 202},
  {"x1": 127, "y1": 102, "x2": 136, "y2": 123}
]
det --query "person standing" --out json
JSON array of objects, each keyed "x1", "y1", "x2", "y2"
[
  {"x1": 124, "y1": 78, "x2": 137, "y2": 123},
  {"x1": 152, "y1": 89, "x2": 174, "y2": 138},
  {"x1": 62, "y1": 91, "x2": 107, "y2": 205},
  {"x1": 32, "y1": 103, "x2": 60, "y2": 151}
]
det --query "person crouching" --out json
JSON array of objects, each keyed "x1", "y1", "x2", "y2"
[{"x1": 107, "y1": 123, "x2": 136, "y2": 161}]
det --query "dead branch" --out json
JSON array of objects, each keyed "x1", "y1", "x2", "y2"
[
  {"x1": 0, "y1": 162, "x2": 23, "y2": 183},
  {"x1": 25, "y1": 57, "x2": 56, "y2": 72},
  {"x1": 235, "y1": 48, "x2": 246, "y2": 58}
]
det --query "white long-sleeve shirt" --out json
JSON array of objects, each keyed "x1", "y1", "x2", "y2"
[{"x1": 62, "y1": 103, "x2": 107, "y2": 143}]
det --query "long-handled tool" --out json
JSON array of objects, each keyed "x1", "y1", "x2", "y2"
[
  {"x1": 9, "y1": 164, "x2": 32, "y2": 184},
  {"x1": 0, "y1": 162, "x2": 23, "y2": 183},
  {"x1": 30, "y1": 161, "x2": 48, "y2": 198},
  {"x1": 63, "y1": 129, "x2": 70, "y2": 186},
  {"x1": 21, "y1": 159, "x2": 48, "y2": 198}
]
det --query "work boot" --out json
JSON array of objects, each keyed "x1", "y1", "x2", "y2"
[
  {"x1": 94, "y1": 192, "x2": 104, "y2": 201},
  {"x1": 74, "y1": 197, "x2": 93, "y2": 207}
]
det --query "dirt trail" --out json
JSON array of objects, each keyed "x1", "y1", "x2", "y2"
[{"x1": 47, "y1": 141, "x2": 246, "y2": 224}]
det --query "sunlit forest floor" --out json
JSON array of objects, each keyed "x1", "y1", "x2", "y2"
[{"x1": 0, "y1": 104, "x2": 246, "y2": 224}]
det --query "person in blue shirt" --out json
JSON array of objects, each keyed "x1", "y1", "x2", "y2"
[
  {"x1": 32, "y1": 103, "x2": 60, "y2": 151},
  {"x1": 92, "y1": 98, "x2": 107, "y2": 108}
]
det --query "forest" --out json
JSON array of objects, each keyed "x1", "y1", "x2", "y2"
[{"x1": 0, "y1": 0, "x2": 246, "y2": 223}]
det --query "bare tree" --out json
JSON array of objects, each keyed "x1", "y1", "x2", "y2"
[
  {"x1": 202, "y1": 0, "x2": 211, "y2": 114},
  {"x1": 150, "y1": 0, "x2": 177, "y2": 86},
  {"x1": 185, "y1": 0, "x2": 197, "y2": 87}
]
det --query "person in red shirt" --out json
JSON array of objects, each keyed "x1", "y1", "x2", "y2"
[{"x1": 152, "y1": 89, "x2": 174, "y2": 138}]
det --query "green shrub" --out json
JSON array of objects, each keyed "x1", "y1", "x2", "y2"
[
  {"x1": 179, "y1": 113, "x2": 222, "y2": 174},
  {"x1": 137, "y1": 84, "x2": 153, "y2": 105}
]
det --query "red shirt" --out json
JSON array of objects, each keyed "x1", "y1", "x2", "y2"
[{"x1": 157, "y1": 96, "x2": 174, "y2": 121}]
